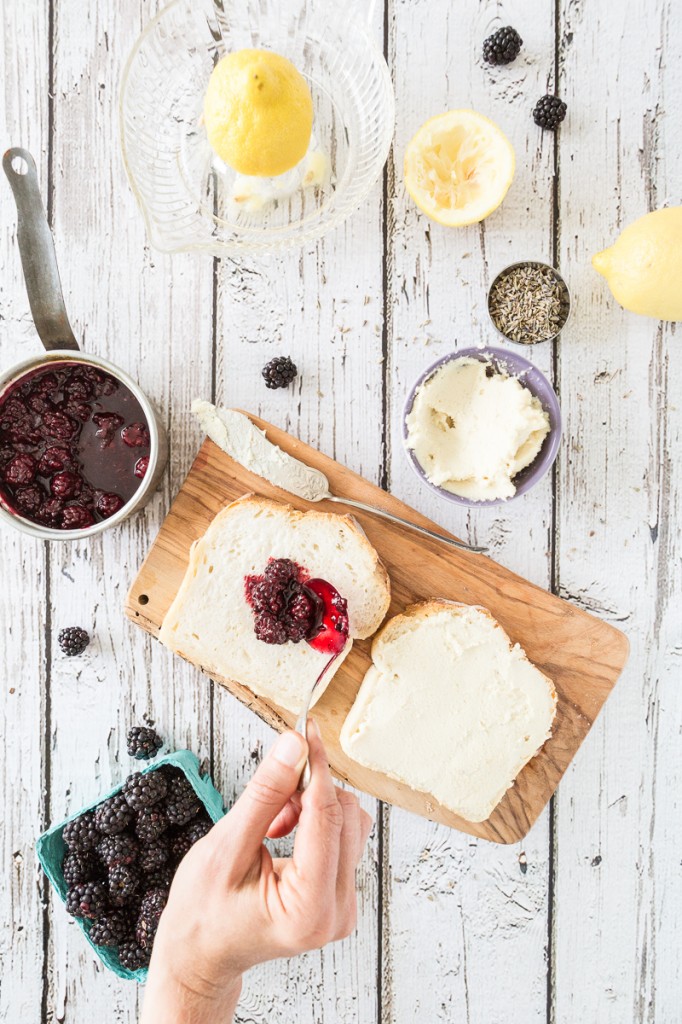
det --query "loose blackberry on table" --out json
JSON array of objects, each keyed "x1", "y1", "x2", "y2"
[
  {"x1": 89, "y1": 910, "x2": 129, "y2": 948},
  {"x1": 63, "y1": 811, "x2": 99, "y2": 852},
  {"x1": 66, "y1": 881, "x2": 108, "y2": 920},
  {"x1": 127, "y1": 725, "x2": 163, "y2": 760},
  {"x1": 136, "y1": 888, "x2": 168, "y2": 950},
  {"x1": 123, "y1": 769, "x2": 168, "y2": 810},
  {"x1": 482, "y1": 26, "x2": 523, "y2": 66},
  {"x1": 57, "y1": 627, "x2": 90, "y2": 657},
  {"x1": 98, "y1": 833, "x2": 139, "y2": 869},
  {"x1": 261, "y1": 355, "x2": 298, "y2": 390},
  {"x1": 94, "y1": 793, "x2": 134, "y2": 836},
  {"x1": 532, "y1": 94, "x2": 567, "y2": 130}
]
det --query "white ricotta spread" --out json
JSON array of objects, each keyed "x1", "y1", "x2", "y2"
[
  {"x1": 405, "y1": 357, "x2": 551, "y2": 501},
  {"x1": 192, "y1": 400, "x2": 331, "y2": 502},
  {"x1": 340, "y1": 602, "x2": 557, "y2": 823}
]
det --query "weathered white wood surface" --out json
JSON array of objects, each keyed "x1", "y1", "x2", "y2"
[{"x1": 0, "y1": 0, "x2": 680, "y2": 1022}]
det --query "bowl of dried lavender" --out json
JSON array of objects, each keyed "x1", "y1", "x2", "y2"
[{"x1": 488, "y1": 261, "x2": 571, "y2": 345}]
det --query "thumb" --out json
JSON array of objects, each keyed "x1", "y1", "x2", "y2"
[{"x1": 212, "y1": 730, "x2": 308, "y2": 880}]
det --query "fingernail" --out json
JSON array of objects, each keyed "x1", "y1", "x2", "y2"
[
  {"x1": 272, "y1": 731, "x2": 306, "y2": 768},
  {"x1": 307, "y1": 717, "x2": 321, "y2": 740}
]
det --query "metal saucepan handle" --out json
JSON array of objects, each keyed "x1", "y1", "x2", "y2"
[
  {"x1": 326, "y1": 495, "x2": 488, "y2": 554},
  {"x1": 2, "y1": 147, "x2": 79, "y2": 352}
]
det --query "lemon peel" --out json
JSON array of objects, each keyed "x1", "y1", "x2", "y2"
[{"x1": 404, "y1": 110, "x2": 515, "y2": 227}]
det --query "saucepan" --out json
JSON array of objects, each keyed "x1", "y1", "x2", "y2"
[{"x1": 0, "y1": 148, "x2": 168, "y2": 541}]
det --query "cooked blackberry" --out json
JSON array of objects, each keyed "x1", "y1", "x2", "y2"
[
  {"x1": 57, "y1": 626, "x2": 90, "y2": 656},
  {"x1": 98, "y1": 834, "x2": 139, "y2": 869},
  {"x1": 95, "y1": 793, "x2": 134, "y2": 836},
  {"x1": 123, "y1": 770, "x2": 167, "y2": 811},
  {"x1": 135, "y1": 806, "x2": 169, "y2": 843},
  {"x1": 118, "y1": 939, "x2": 150, "y2": 971},
  {"x1": 261, "y1": 355, "x2": 298, "y2": 390},
  {"x1": 482, "y1": 26, "x2": 523, "y2": 65},
  {"x1": 136, "y1": 888, "x2": 168, "y2": 950},
  {"x1": 138, "y1": 838, "x2": 169, "y2": 874},
  {"x1": 66, "y1": 881, "x2": 108, "y2": 920},
  {"x1": 63, "y1": 811, "x2": 99, "y2": 853},
  {"x1": 164, "y1": 776, "x2": 201, "y2": 826},
  {"x1": 143, "y1": 866, "x2": 174, "y2": 894},
  {"x1": 127, "y1": 726, "x2": 163, "y2": 761},
  {"x1": 62, "y1": 850, "x2": 99, "y2": 887},
  {"x1": 108, "y1": 864, "x2": 141, "y2": 907},
  {"x1": 89, "y1": 910, "x2": 128, "y2": 948},
  {"x1": 532, "y1": 94, "x2": 567, "y2": 130}
]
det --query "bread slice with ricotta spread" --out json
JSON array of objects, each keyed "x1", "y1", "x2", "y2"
[
  {"x1": 159, "y1": 494, "x2": 391, "y2": 715},
  {"x1": 340, "y1": 600, "x2": 557, "y2": 822}
]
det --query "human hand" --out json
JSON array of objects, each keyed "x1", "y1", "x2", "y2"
[{"x1": 141, "y1": 720, "x2": 373, "y2": 1024}]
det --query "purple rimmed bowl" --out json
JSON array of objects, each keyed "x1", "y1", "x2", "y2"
[{"x1": 402, "y1": 346, "x2": 562, "y2": 508}]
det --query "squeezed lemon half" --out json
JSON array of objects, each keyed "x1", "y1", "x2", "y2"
[
  {"x1": 404, "y1": 110, "x2": 515, "y2": 227},
  {"x1": 592, "y1": 207, "x2": 682, "y2": 321},
  {"x1": 204, "y1": 49, "x2": 313, "y2": 178}
]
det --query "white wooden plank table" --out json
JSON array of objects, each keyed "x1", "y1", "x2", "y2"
[{"x1": 0, "y1": 0, "x2": 679, "y2": 1021}]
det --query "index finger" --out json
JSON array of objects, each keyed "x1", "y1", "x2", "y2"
[{"x1": 292, "y1": 719, "x2": 343, "y2": 893}]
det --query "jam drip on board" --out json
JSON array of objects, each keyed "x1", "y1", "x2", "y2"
[
  {"x1": 0, "y1": 361, "x2": 151, "y2": 530},
  {"x1": 245, "y1": 557, "x2": 349, "y2": 655}
]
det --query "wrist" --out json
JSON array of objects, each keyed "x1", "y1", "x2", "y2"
[{"x1": 142, "y1": 946, "x2": 242, "y2": 1024}]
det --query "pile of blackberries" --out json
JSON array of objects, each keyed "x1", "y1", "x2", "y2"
[{"x1": 61, "y1": 762, "x2": 213, "y2": 971}]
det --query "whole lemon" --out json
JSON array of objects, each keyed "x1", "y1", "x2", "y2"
[
  {"x1": 592, "y1": 207, "x2": 682, "y2": 321},
  {"x1": 204, "y1": 49, "x2": 313, "y2": 178}
]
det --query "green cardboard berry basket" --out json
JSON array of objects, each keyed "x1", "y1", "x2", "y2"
[{"x1": 36, "y1": 749, "x2": 226, "y2": 982}]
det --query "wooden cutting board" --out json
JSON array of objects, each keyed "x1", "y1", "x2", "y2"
[{"x1": 125, "y1": 413, "x2": 629, "y2": 844}]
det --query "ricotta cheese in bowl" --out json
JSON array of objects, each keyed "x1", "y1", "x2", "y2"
[{"x1": 403, "y1": 348, "x2": 560, "y2": 505}]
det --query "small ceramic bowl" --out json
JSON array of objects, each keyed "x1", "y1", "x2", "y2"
[
  {"x1": 487, "y1": 260, "x2": 571, "y2": 345},
  {"x1": 402, "y1": 346, "x2": 562, "y2": 508}
]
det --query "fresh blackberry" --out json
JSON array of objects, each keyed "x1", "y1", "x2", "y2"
[
  {"x1": 127, "y1": 726, "x2": 163, "y2": 761},
  {"x1": 89, "y1": 910, "x2": 128, "y2": 948},
  {"x1": 98, "y1": 834, "x2": 139, "y2": 869},
  {"x1": 62, "y1": 850, "x2": 99, "y2": 887},
  {"x1": 123, "y1": 770, "x2": 167, "y2": 811},
  {"x1": 164, "y1": 775, "x2": 201, "y2": 826},
  {"x1": 136, "y1": 888, "x2": 168, "y2": 950},
  {"x1": 118, "y1": 939, "x2": 150, "y2": 971},
  {"x1": 108, "y1": 864, "x2": 141, "y2": 907},
  {"x1": 138, "y1": 838, "x2": 169, "y2": 874},
  {"x1": 57, "y1": 626, "x2": 90, "y2": 656},
  {"x1": 170, "y1": 817, "x2": 212, "y2": 864},
  {"x1": 66, "y1": 881, "x2": 108, "y2": 920},
  {"x1": 261, "y1": 355, "x2": 298, "y2": 390},
  {"x1": 482, "y1": 26, "x2": 523, "y2": 65},
  {"x1": 135, "y1": 806, "x2": 169, "y2": 843},
  {"x1": 63, "y1": 811, "x2": 99, "y2": 853},
  {"x1": 143, "y1": 866, "x2": 174, "y2": 894},
  {"x1": 532, "y1": 95, "x2": 567, "y2": 130},
  {"x1": 95, "y1": 793, "x2": 134, "y2": 836}
]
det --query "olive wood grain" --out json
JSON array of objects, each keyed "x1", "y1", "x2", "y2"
[{"x1": 124, "y1": 414, "x2": 629, "y2": 844}]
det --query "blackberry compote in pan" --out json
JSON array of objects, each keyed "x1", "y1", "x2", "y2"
[{"x1": 1, "y1": 148, "x2": 168, "y2": 539}]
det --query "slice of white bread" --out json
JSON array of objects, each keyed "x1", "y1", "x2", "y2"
[
  {"x1": 159, "y1": 494, "x2": 391, "y2": 714},
  {"x1": 340, "y1": 600, "x2": 557, "y2": 822}
]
